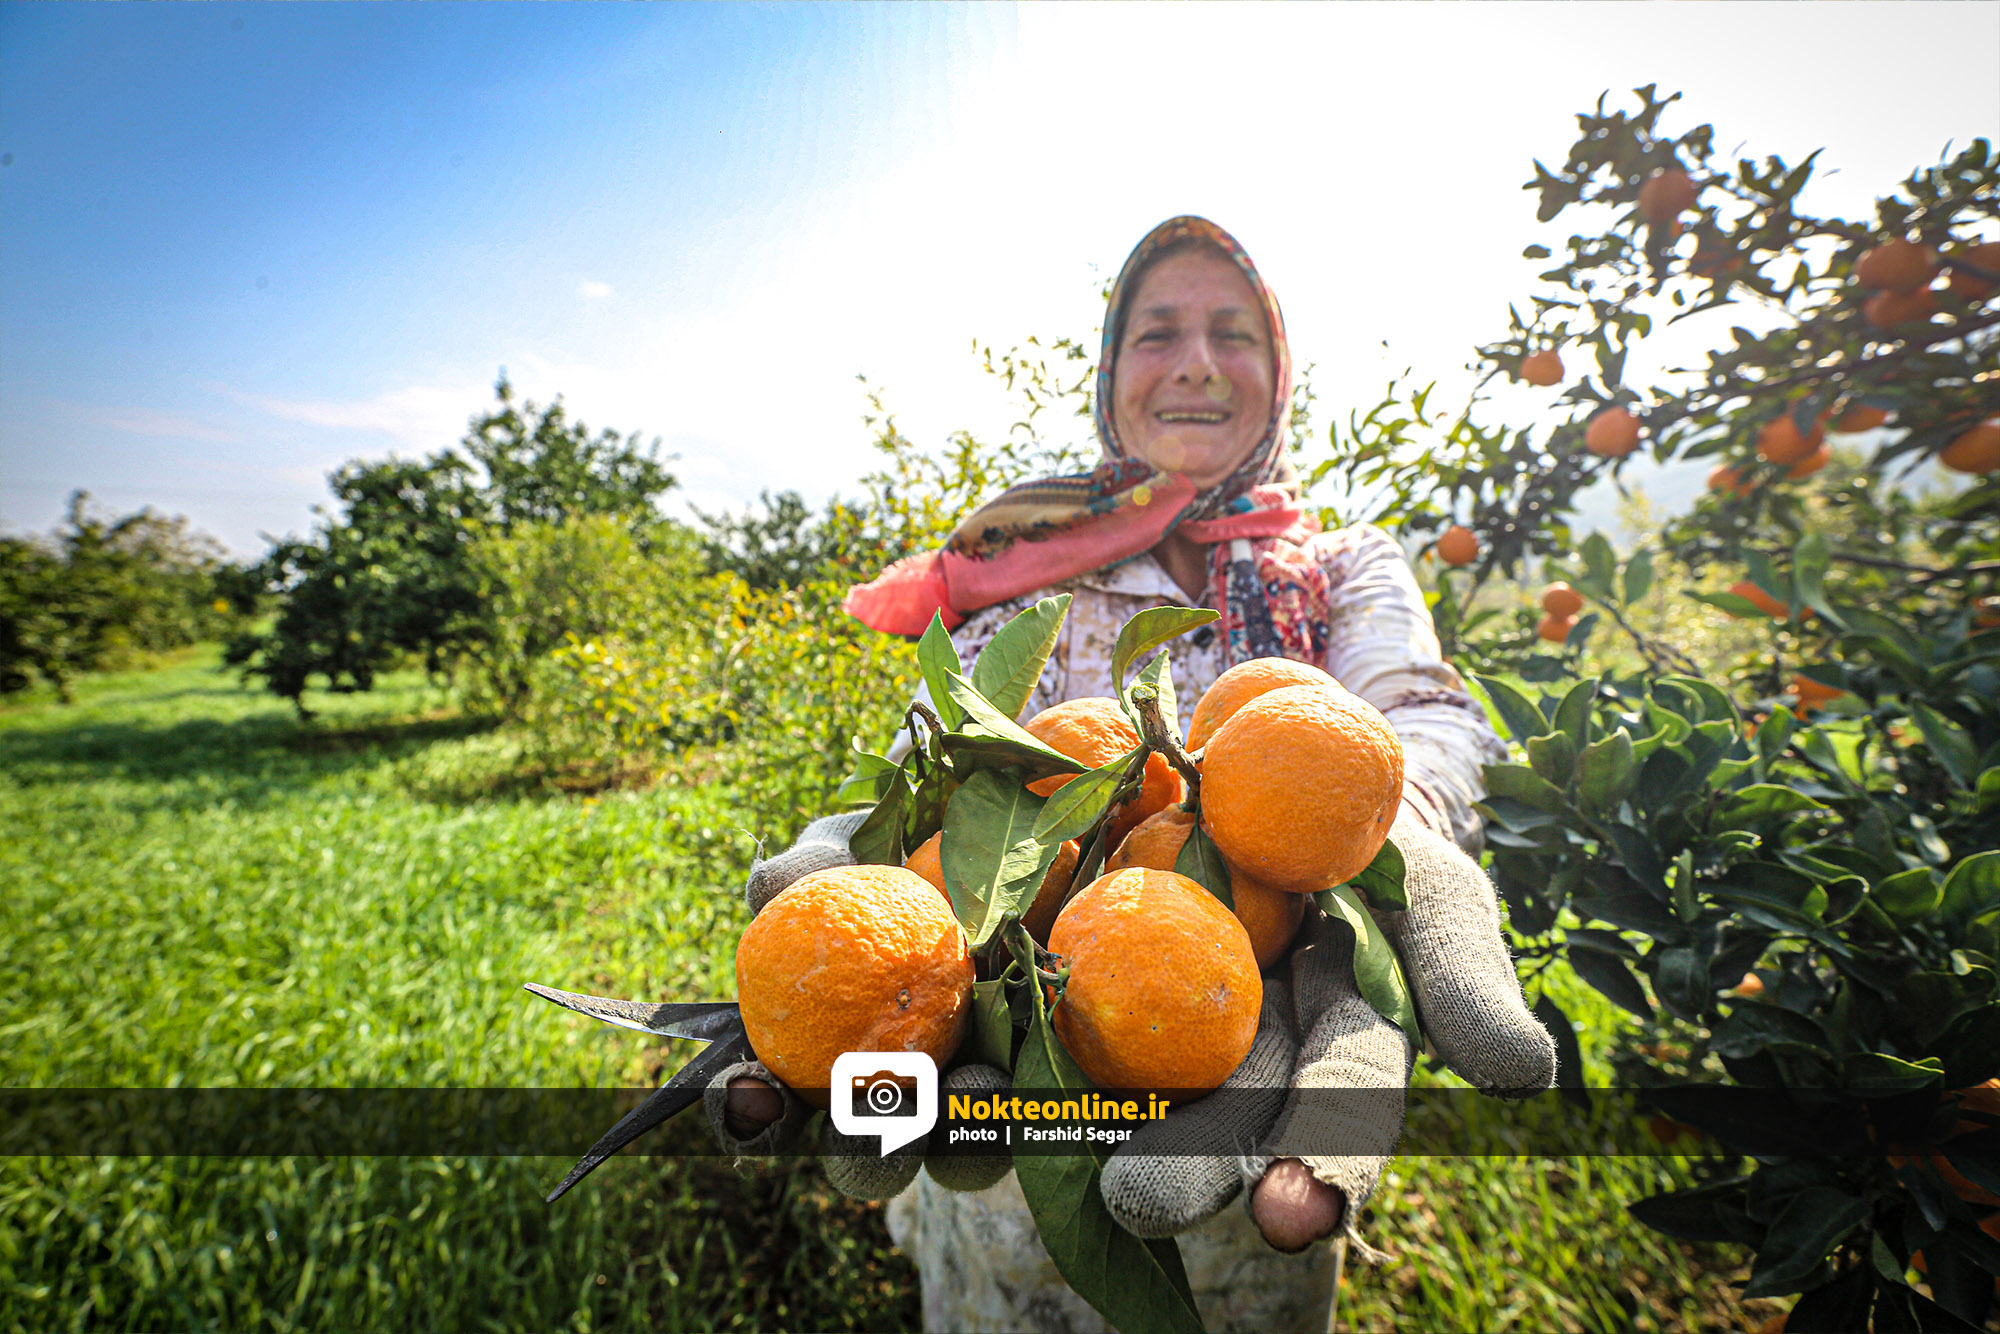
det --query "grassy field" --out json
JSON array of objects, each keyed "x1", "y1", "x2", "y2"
[{"x1": 1, "y1": 648, "x2": 1776, "y2": 1332}]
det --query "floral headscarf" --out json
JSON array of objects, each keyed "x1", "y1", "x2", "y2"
[{"x1": 845, "y1": 216, "x2": 1324, "y2": 664}]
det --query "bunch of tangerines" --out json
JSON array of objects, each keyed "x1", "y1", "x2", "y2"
[{"x1": 732, "y1": 603, "x2": 1408, "y2": 1107}]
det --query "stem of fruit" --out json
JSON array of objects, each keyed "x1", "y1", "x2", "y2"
[{"x1": 1129, "y1": 683, "x2": 1200, "y2": 807}]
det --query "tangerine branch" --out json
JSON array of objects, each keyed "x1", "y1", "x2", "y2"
[{"x1": 1129, "y1": 682, "x2": 1201, "y2": 807}]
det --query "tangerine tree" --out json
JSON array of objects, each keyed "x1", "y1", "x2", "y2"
[{"x1": 1312, "y1": 89, "x2": 1998, "y2": 1329}]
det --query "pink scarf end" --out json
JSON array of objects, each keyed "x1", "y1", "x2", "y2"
[{"x1": 843, "y1": 551, "x2": 965, "y2": 637}]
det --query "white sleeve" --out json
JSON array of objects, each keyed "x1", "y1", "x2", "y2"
[{"x1": 1316, "y1": 525, "x2": 1506, "y2": 853}]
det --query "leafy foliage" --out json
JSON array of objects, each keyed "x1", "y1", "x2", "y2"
[
  {"x1": 1381, "y1": 91, "x2": 2000, "y2": 1328},
  {"x1": 228, "y1": 378, "x2": 675, "y2": 714},
  {"x1": 0, "y1": 491, "x2": 243, "y2": 700}
]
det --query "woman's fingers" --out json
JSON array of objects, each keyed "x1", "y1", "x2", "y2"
[
  {"x1": 704, "y1": 1058, "x2": 809, "y2": 1154},
  {"x1": 1250, "y1": 1158, "x2": 1345, "y2": 1252},
  {"x1": 723, "y1": 1076, "x2": 784, "y2": 1140}
]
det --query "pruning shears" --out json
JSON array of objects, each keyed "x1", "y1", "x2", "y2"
[{"x1": 523, "y1": 983, "x2": 748, "y2": 1202}]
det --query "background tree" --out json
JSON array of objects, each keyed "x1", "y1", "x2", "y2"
[{"x1": 229, "y1": 377, "x2": 675, "y2": 715}]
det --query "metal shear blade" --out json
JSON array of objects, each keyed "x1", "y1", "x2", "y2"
[
  {"x1": 523, "y1": 983, "x2": 742, "y2": 1042},
  {"x1": 543, "y1": 1028, "x2": 752, "y2": 1203}
]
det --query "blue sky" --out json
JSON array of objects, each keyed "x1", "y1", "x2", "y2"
[{"x1": 4, "y1": 2, "x2": 1996, "y2": 555}]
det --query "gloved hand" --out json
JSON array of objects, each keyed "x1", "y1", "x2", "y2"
[
  {"x1": 704, "y1": 811, "x2": 1015, "y2": 1200},
  {"x1": 1098, "y1": 808, "x2": 1555, "y2": 1249}
]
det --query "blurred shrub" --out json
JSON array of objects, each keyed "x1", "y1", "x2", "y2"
[{"x1": 0, "y1": 491, "x2": 245, "y2": 700}]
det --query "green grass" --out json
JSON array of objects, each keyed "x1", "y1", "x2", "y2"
[{"x1": 2, "y1": 649, "x2": 1771, "y2": 1332}]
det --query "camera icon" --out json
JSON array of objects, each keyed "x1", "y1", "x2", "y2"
[
  {"x1": 851, "y1": 1071, "x2": 911, "y2": 1118},
  {"x1": 829, "y1": 1050, "x2": 938, "y2": 1155}
]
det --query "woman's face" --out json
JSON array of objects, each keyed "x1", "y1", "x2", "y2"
[{"x1": 1110, "y1": 248, "x2": 1275, "y2": 491}]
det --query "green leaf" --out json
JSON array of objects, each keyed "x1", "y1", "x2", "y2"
[
  {"x1": 970, "y1": 594, "x2": 1071, "y2": 722},
  {"x1": 1940, "y1": 852, "x2": 2000, "y2": 930},
  {"x1": 1012, "y1": 933, "x2": 1206, "y2": 1334},
  {"x1": 1713, "y1": 785, "x2": 1828, "y2": 825},
  {"x1": 941, "y1": 770, "x2": 1059, "y2": 949},
  {"x1": 1566, "y1": 946, "x2": 1653, "y2": 1019},
  {"x1": 1741, "y1": 1189, "x2": 1869, "y2": 1298},
  {"x1": 1688, "y1": 590, "x2": 1774, "y2": 620},
  {"x1": 1471, "y1": 673, "x2": 1551, "y2": 744},
  {"x1": 1841, "y1": 1052, "x2": 1944, "y2": 1092},
  {"x1": 1110, "y1": 606, "x2": 1219, "y2": 695},
  {"x1": 1316, "y1": 886, "x2": 1417, "y2": 1033},
  {"x1": 1532, "y1": 992, "x2": 1586, "y2": 1092},
  {"x1": 1576, "y1": 728, "x2": 1638, "y2": 812},
  {"x1": 1792, "y1": 532, "x2": 1843, "y2": 628},
  {"x1": 964, "y1": 978, "x2": 1016, "y2": 1068},
  {"x1": 1351, "y1": 837, "x2": 1409, "y2": 911},
  {"x1": 937, "y1": 733, "x2": 1089, "y2": 785},
  {"x1": 1527, "y1": 732, "x2": 1578, "y2": 787},
  {"x1": 1910, "y1": 702, "x2": 1979, "y2": 790},
  {"x1": 1709, "y1": 1003, "x2": 1832, "y2": 1059},
  {"x1": 849, "y1": 769, "x2": 912, "y2": 866},
  {"x1": 1484, "y1": 764, "x2": 1567, "y2": 812},
  {"x1": 834, "y1": 746, "x2": 901, "y2": 806},
  {"x1": 1754, "y1": 708, "x2": 1795, "y2": 766},
  {"x1": 1622, "y1": 549, "x2": 1655, "y2": 605},
  {"x1": 1553, "y1": 677, "x2": 1596, "y2": 747},
  {"x1": 1581, "y1": 533, "x2": 1617, "y2": 596},
  {"x1": 916, "y1": 614, "x2": 966, "y2": 728},
  {"x1": 940, "y1": 668, "x2": 1086, "y2": 775},
  {"x1": 1033, "y1": 746, "x2": 1144, "y2": 845},
  {"x1": 1173, "y1": 820, "x2": 1234, "y2": 910},
  {"x1": 1875, "y1": 867, "x2": 1942, "y2": 922}
]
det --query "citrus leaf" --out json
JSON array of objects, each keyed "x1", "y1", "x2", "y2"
[
  {"x1": 1910, "y1": 701, "x2": 1978, "y2": 790},
  {"x1": 1623, "y1": 548, "x2": 1655, "y2": 605},
  {"x1": 1741, "y1": 1188, "x2": 1868, "y2": 1298},
  {"x1": 1316, "y1": 885, "x2": 1417, "y2": 1034},
  {"x1": 1012, "y1": 931, "x2": 1205, "y2": 1334},
  {"x1": 1110, "y1": 606, "x2": 1219, "y2": 694},
  {"x1": 1484, "y1": 763, "x2": 1567, "y2": 812},
  {"x1": 971, "y1": 594, "x2": 1071, "y2": 723},
  {"x1": 1351, "y1": 836, "x2": 1408, "y2": 911},
  {"x1": 1173, "y1": 819, "x2": 1234, "y2": 910},
  {"x1": 916, "y1": 614, "x2": 966, "y2": 728},
  {"x1": 1940, "y1": 852, "x2": 2000, "y2": 930},
  {"x1": 1713, "y1": 785, "x2": 1827, "y2": 825},
  {"x1": 1471, "y1": 672, "x2": 1552, "y2": 744},
  {"x1": 1875, "y1": 867, "x2": 1942, "y2": 922},
  {"x1": 834, "y1": 745, "x2": 900, "y2": 806},
  {"x1": 1033, "y1": 746, "x2": 1144, "y2": 845},
  {"x1": 942, "y1": 770, "x2": 1060, "y2": 950},
  {"x1": 964, "y1": 978, "x2": 1015, "y2": 1069},
  {"x1": 849, "y1": 767, "x2": 912, "y2": 866},
  {"x1": 1792, "y1": 532, "x2": 1844, "y2": 628},
  {"x1": 1576, "y1": 728, "x2": 1637, "y2": 812},
  {"x1": 936, "y1": 733, "x2": 1091, "y2": 785},
  {"x1": 940, "y1": 668, "x2": 1086, "y2": 776}
]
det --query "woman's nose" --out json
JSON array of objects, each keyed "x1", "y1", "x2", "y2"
[{"x1": 1172, "y1": 333, "x2": 1222, "y2": 382}]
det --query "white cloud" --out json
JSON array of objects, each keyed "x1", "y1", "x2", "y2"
[
  {"x1": 240, "y1": 382, "x2": 486, "y2": 453},
  {"x1": 578, "y1": 279, "x2": 614, "y2": 301}
]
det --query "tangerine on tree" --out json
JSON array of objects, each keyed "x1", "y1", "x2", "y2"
[
  {"x1": 1945, "y1": 240, "x2": 2000, "y2": 300},
  {"x1": 1707, "y1": 463, "x2": 1753, "y2": 497},
  {"x1": 1584, "y1": 408, "x2": 1641, "y2": 457},
  {"x1": 1185, "y1": 656, "x2": 1338, "y2": 752},
  {"x1": 1540, "y1": 582, "x2": 1585, "y2": 617},
  {"x1": 1538, "y1": 613, "x2": 1577, "y2": 645},
  {"x1": 1832, "y1": 403, "x2": 1889, "y2": 432},
  {"x1": 1518, "y1": 349, "x2": 1564, "y2": 387},
  {"x1": 1023, "y1": 697, "x2": 1184, "y2": 845},
  {"x1": 905, "y1": 830, "x2": 1080, "y2": 943},
  {"x1": 1785, "y1": 443, "x2": 1831, "y2": 481},
  {"x1": 1791, "y1": 674, "x2": 1844, "y2": 707},
  {"x1": 1637, "y1": 167, "x2": 1698, "y2": 221},
  {"x1": 1853, "y1": 239, "x2": 1936, "y2": 291},
  {"x1": 1435, "y1": 524, "x2": 1479, "y2": 566},
  {"x1": 735, "y1": 864, "x2": 973, "y2": 1107},
  {"x1": 1048, "y1": 867, "x2": 1261, "y2": 1095},
  {"x1": 1754, "y1": 414, "x2": 1825, "y2": 466},
  {"x1": 1863, "y1": 286, "x2": 1940, "y2": 328},
  {"x1": 1106, "y1": 807, "x2": 1305, "y2": 969},
  {"x1": 1975, "y1": 595, "x2": 2000, "y2": 629},
  {"x1": 1939, "y1": 419, "x2": 2000, "y2": 474},
  {"x1": 1200, "y1": 682, "x2": 1404, "y2": 892}
]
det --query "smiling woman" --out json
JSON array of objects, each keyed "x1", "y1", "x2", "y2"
[{"x1": 703, "y1": 216, "x2": 1554, "y2": 1333}]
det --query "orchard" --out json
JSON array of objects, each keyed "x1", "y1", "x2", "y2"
[{"x1": 1375, "y1": 89, "x2": 1998, "y2": 1331}]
